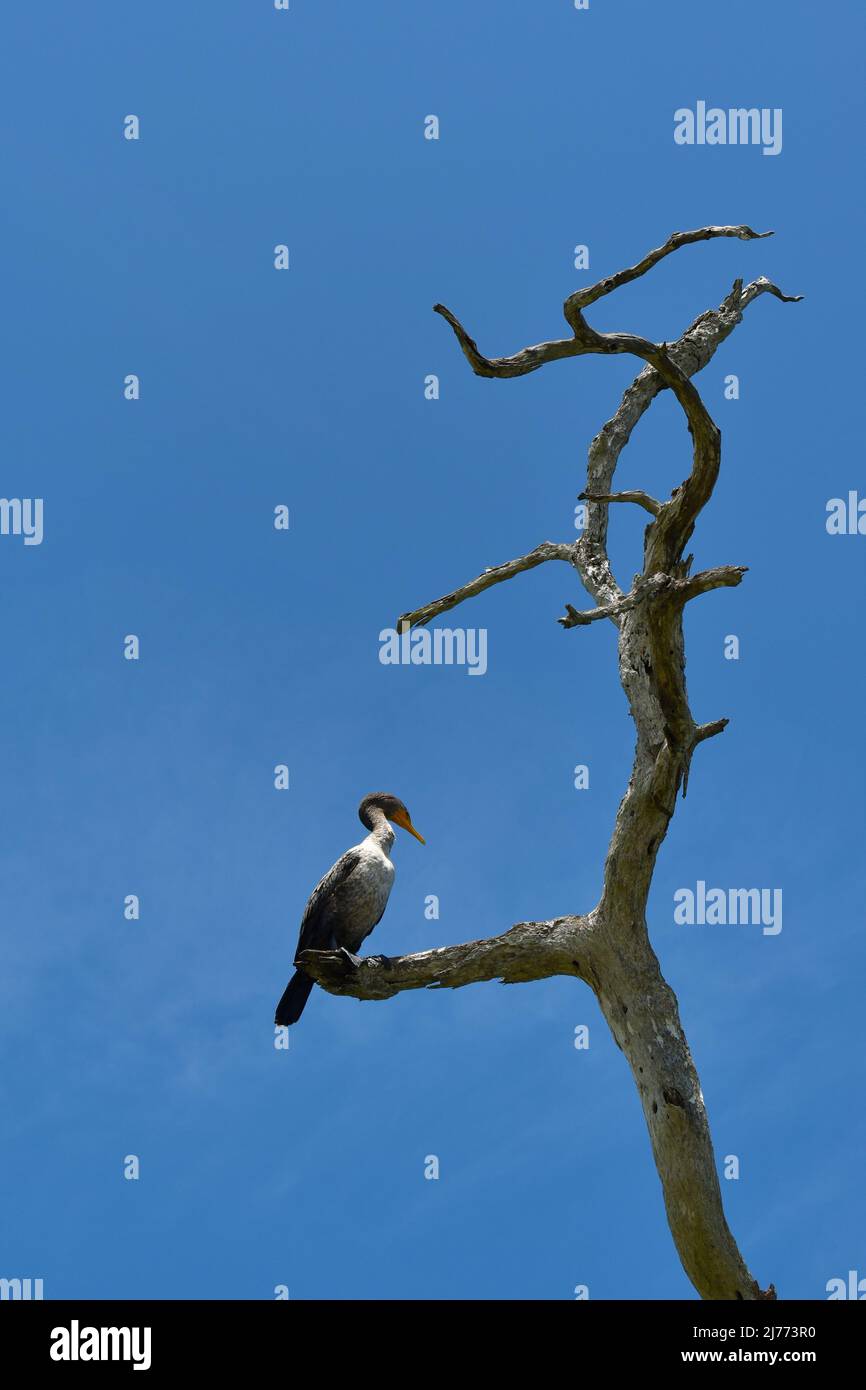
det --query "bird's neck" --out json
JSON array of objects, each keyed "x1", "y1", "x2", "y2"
[{"x1": 365, "y1": 809, "x2": 395, "y2": 854}]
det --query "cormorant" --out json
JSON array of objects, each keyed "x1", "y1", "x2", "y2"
[{"x1": 275, "y1": 792, "x2": 424, "y2": 1026}]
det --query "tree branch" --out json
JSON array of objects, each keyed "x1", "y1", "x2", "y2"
[
  {"x1": 682, "y1": 718, "x2": 730, "y2": 799},
  {"x1": 298, "y1": 916, "x2": 591, "y2": 998},
  {"x1": 559, "y1": 587, "x2": 651, "y2": 629},
  {"x1": 397, "y1": 541, "x2": 576, "y2": 630},
  {"x1": 433, "y1": 228, "x2": 788, "y2": 384},
  {"x1": 674, "y1": 565, "x2": 749, "y2": 603},
  {"x1": 421, "y1": 270, "x2": 796, "y2": 628},
  {"x1": 563, "y1": 225, "x2": 774, "y2": 319},
  {"x1": 739, "y1": 275, "x2": 803, "y2": 308},
  {"x1": 432, "y1": 302, "x2": 580, "y2": 378},
  {"x1": 358, "y1": 230, "x2": 800, "y2": 1300},
  {"x1": 579, "y1": 489, "x2": 661, "y2": 517},
  {"x1": 557, "y1": 566, "x2": 747, "y2": 629},
  {"x1": 575, "y1": 274, "x2": 798, "y2": 609}
]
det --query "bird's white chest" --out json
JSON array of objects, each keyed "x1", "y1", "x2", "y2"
[{"x1": 350, "y1": 841, "x2": 395, "y2": 921}]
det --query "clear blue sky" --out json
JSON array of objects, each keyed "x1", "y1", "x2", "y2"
[{"x1": 2, "y1": 1, "x2": 863, "y2": 1300}]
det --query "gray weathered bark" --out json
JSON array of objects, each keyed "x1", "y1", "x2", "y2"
[{"x1": 301, "y1": 227, "x2": 800, "y2": 1300}]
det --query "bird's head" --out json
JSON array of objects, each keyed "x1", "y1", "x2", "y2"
[{"x1": 358, "y1": 792, "x2": 425, "y2": 844}]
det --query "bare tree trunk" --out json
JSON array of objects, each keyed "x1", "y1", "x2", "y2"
[{"x1": 299, "y1": 227, "x2": 800, "y2": 1300}]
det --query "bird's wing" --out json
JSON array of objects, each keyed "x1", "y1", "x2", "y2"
[{"x1": 295, "y1": 848, "x2": 363, "y2": 957}]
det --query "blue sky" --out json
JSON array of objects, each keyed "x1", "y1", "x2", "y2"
[{"x1": 1, "y1": 1, "x2": 863, "y2": 1300}]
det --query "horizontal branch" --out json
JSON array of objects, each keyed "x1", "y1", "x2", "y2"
[
  {"x1": 299, "y1": 908, "x2": 771, "y2": 1301},
  {"x1": 559, "y1": 592, "x2": 643, "y2": 629},
  {"x1": 695, "y1": 716, "x2": 730, "y2": 744},
  {"x1": 579, "y1": 489, "x2": 661, "y2": 517},
  {"x1": 558, "y1": 571, "x2": 673, "y2": 629},
  {"x1": 297, "y1": 917, "x2": 590, "y2": 999},
  {"x1": 557, "y1": 566, "x2": 746, "y2": 629},
  {"x1": 397, "y1": 540, "x2": 576, "y2": 630},
  {"x1": 674, "y1": 565, "x2": 748, "y2": 602}
]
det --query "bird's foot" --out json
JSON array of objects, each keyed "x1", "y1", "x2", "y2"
[
  {"x1": 367, "y1": 954, "x2": 396, "y2": 970},
  {"x1": 337, "y1": 947, "x2": 363, "y2": 971}
]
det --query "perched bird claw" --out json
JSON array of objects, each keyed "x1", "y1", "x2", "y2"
[
  {"x1": 368, "y1": 953, "x2": 395, "y2": 970},
  {"x1": 338, "y1": 947, "x2": 363, "y2": 971}
]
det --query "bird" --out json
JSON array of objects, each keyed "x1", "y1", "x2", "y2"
[{"x1": 275, "y1": 792, "x2": 425, "y2": 1026}]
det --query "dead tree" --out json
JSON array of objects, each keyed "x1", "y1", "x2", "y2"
[{"x1": 301, "y1": 226, "x2": 800, "y2": 1300}]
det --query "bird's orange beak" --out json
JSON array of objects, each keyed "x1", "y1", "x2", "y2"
[{"x1": 392, "y1": 809, "x2": 425, "y2": 844}]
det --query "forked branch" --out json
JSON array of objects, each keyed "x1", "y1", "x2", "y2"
[{"x1": 311, "y1": 228, "x2": 799, "y2": 1300}]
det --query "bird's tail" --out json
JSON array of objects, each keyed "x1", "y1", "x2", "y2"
[{"x1": 275, "y1": 969, "x2": 314, "y2": 1026}]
